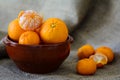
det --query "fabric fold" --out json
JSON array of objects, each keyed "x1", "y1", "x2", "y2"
[{"x1": 0, "y1": 31, "x2": 8, "y2": 59}]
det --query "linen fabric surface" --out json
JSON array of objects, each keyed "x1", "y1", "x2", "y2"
[{"x1": 0, "y1": 0, "x2": 120, "y2": 80}]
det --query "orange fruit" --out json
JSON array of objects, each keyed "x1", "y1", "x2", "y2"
[
  {"x1": 89, "y1": 53, "x2": 108, "y2": 68},
  {"x1": 39, "y1": 18, "x2": 68, "y2": 43},
  {"x1": 35, "y1": 27, "x2": 41, "y2": 35},
  {"x1": 96, "y1": 46, "x2": 114, "y2": 63},
  {"x1": 18, "y1": 10, "x2": 43, "y2": 30},
  {"x1": 77, "y1": 44, "x2": 95, "y2": 59},
  {"x1": 76, "y1": 58, "x2": 97, "y2": 75},
  {"x1": 8, "y1": 19, "x2": 25, "y2": 41},
  {"x1": 19, "y1": 31, "x2": 40, "y2": 45}
]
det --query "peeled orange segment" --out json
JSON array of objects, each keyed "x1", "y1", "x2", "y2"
[
  {"x1": 96, "y1": 46, "x2": 114, "y2": 63},
  {"x1": 90, "y1": 53, "x2": 108, "y2": 68},
  {"x1": 18, "y1": 10, "x2": 43, "y2": 30}
]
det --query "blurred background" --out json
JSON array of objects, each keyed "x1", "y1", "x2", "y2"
[
  {"x1": 0, "y1": 0, "x2": 91, "y2": 32},
  {"x1": 0, "y1": 0, "x2": 120, "y2": 49},
  {"x1": 1, "y1": 0, "x2": 120, "y2": 79}
]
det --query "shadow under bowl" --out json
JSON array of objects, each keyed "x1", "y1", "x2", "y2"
[{"x1": 3, "y1": 35, "x2": 73, "y2": 74}]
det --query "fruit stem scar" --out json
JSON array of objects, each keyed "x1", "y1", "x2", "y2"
[{"x1": 50, "y1": 23, "x2": 56, "y2": 28}]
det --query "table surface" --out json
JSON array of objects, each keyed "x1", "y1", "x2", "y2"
[{"x1": 1, "y1": 0, "x2": 120, "y2": 80}]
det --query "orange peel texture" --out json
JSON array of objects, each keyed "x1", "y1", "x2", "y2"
[{"x1": 40, "y1": 18, "x2": 68, "y2": 43}]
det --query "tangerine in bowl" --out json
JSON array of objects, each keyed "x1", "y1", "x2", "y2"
[
  {"x1": 3, "y1": 35, "x2": 73, "y2": 74},
  {"x1": 4, "y1": 10, "x2": 73, "y2": 74}
]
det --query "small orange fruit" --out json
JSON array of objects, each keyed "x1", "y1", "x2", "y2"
[
  {"x1": 89, "y1": 53, "x2": 108, "y2": 68},
  {"x1": 96, "y1": 46, "x2": 114, "y2": 63},
  {"x1": 77, "y1": 44, "x2": 95, "y2": 59},
  {"x1": 18, "y1": 10, "x2": 43, "y2": 30},
  {"x1": 40, "y1": 18, "x2": 68, "y2": 43},
  {"x1": 8, "y1": 19, "x2": 25, "y2": 41},
  {"x1": 76, "y1": 58, "x2": 97, "y2": 75},
  {"x1": 19, "y1": 31, "x2": 40, "y2": 45}
]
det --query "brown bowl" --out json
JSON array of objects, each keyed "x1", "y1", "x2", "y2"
[{"x1": 3, "y1": 35, "x2": 73, "y2": 74}]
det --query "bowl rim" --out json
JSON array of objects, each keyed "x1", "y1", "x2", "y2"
[{"x1": 3, "y1": 35, "x2": 73, "y2": 47}]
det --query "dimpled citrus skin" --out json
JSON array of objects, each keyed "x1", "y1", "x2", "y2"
[
  {"x1": 40, "y1": 18, "x2": 68, "y2": 43},
  {"x1": 18, "y1": 10, "x2": 43, "y2": 30},
  {"x1": 19, "y1": 31, "x2": 40, "y2": 45},
  {"x1": 76, "y1": 58, "x2": 97, "y2": 75},
  {"x1": 77, "y1": 44, "x2": 95, "y2": 59},
  {"x1": 8, "y1": 19, "x2": 25, "y2": 41}
]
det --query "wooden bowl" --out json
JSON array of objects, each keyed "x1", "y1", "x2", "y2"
[{"x1": 3, "y1": 35, "x2": 73, "y2": 74}]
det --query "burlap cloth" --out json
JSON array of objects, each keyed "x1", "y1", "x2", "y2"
[{"x1": 0, "y1": 0, "x2": 120, "y2": 80}]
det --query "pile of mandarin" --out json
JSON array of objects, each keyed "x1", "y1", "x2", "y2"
[
  {"x1": 76, "y1": 44, "x2": 114, "y2": 75},
  {"x1": 8, "y1": 10, "x2": 68, "y2": 45},
  {"x1": 8, "y1": 10, "x2": 115, "y2": 76}
]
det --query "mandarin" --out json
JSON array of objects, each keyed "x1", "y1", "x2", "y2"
[
  {"x1": 90, "y1": 53, "x2": 108, "y2": 68},
  {"x1": 76, "y1": 58, "x2": 97, "y2": 75},
  {"x1": 18, "y1": 10, "x2": 43, "y2": 30},
  {"x1": 19, "y1": 31, "x2": 40, "y2": 45},
  {"x1": 39, "y1": 18, "x2": 68, "y2": 43},
  {"x1": 77, "y1": 44, "x2": 95, "y2": 59},
  {"x1": 96, "y1": 46, "x2": 114, "y2": 63},
  {"x1": 8, "y1": 19, "x2": 25, "y2": 41}
]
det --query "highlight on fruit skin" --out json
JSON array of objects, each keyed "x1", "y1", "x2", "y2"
[
  {"x1": 77, "y1": 44, "x2": 95, "y2": 59},
  {"x1": 39, "y1": 18, "x2": 68, "y2": 43},
  {"x1": 18, "y1": 10, "x2": 43, "y2": 30},
  {"x1": 8, "y1": 19, "x2": 25, "y2": 41},
  {"x1": 76, "y1": 58, "x2": 97, "y2": 75},
  {"x1": 89, "y1": 52, "x2": 108, "y2": 68},
  {"x1": 96, "y1": 46, "x2": 114, "y2": 63},
  {"x1": 19, "y1": 31, "x2": 40, "y2": 45}
]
